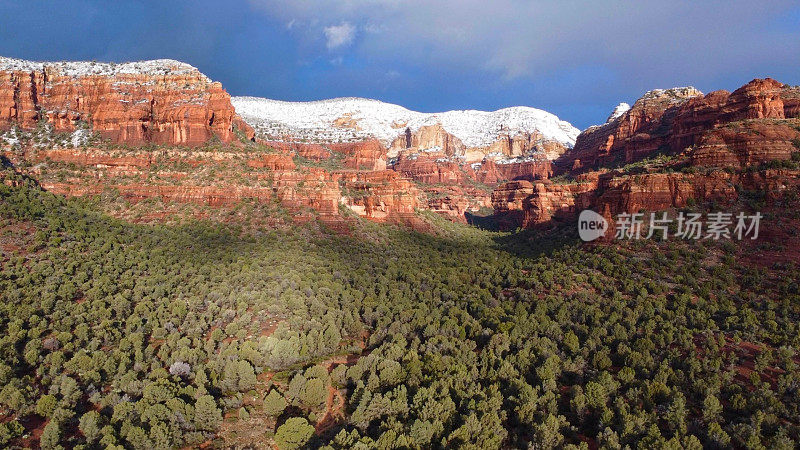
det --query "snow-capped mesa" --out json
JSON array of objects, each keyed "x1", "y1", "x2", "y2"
[
  {"x1": 0, "y1": 56, "x2": 207, "y2": 80},
  {"x1": 606, "y1": 102, "x2": 631, "y2": 123},
  {"x1": 232, "y1": 96, "x2": 580, "y2": 160}
]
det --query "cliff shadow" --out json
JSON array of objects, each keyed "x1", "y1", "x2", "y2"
[
  {"x1": 490, "y1": 220, "x2": 583, "y2": 259},
  {"x1": 464, "y1": 211, "x2": 499, "y2": 231}
]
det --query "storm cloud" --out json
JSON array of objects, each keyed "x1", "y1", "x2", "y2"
[{"x1": 1, "y1": 0, "x2": 798, "y2": 128}]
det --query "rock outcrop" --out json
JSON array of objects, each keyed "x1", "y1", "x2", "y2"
[
  {"x1": 258, "y1": 139, "x2": 388, "y2": 171},
  {"x1": 690, "y1": 121, "x2": 800, "y2": 168},
  {"x1": 339, "y1": 170, "x2": 420, "y2": 220},
  {"x1": 41, "y1": 181, "x2": 274, "y2": 207},
  {"x1": 232, "y1": 96, "x2": 579, "y2": 164},
  {"x1": 487, "y1": 157, "x2": 553, "y2": 182},
  {"x1": 389, "y1": 123, "x2": 466, "y2": 157},
  {"x1": 1, "y1": 142, "x2": 424, "y2": 226},
  {"x1": 331, "y1": 140, "x2": 388, "y2": 171},
  {"x1": 560, "y1": 79, "x2": 800, "y2": 173},
  {"x1": 247, "y1": 153, "x2": 297, "y2": 171},
  {"x1": 493, "y1": 169, "x2": 800, "y2": 231},
  {"x1": 392, "y1": 155, "x2": 466, "y2": 185},
  {"x1": 491, "y1": 175, "x2": 600, "y2": 229},
  {"x1": 5, "y1": 59, "x2": 797, "y2": 233},
  {"x1": 386, "y1": 124, "x2": 570, "y2": 163},
  {"x1": 0, "y1": 57, "x2": 253, "y2": 146},
  {"x1": 560, "y1": 86, "x2": 703, "y2": 171},
  {"x1": 499, "y1": 78, "x2": 800, "y2": 231}
]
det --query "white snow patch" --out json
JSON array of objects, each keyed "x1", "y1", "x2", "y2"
[
  {"x1": 71, "y1": 129, "x2": 91, "y2": 147},
  {"x1": 1, "y1": 128, "x2": 19, "y2": 147},
  {"x1": 606, "y1": 102, "x2": 630, "y2": 123},
  {"x1": 495, "y1": 155, "x2": 547, "y2": 165},
  {"x1": 0, "y1": 56, "x2": 208, "y2": 81},
  {"x1": 231, "y1": 96, "x2": 580, "y2": 150},
  {"x1": 420, "y1": 146, "x2": 443, "y2": 153},
  {"x1": 639, "y1": 86, "x2": 702, "y2": 102}
]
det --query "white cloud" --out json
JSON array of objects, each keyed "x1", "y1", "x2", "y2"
[{"x1": 323, "y1": 22, "x2": 355, "y2": 50}]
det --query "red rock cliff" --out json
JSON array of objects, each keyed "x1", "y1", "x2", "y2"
[
  {"x1": 501, "y1": 78, "x2": 800, "y2": 230},
  {"x1": 561, "y1": 78, "x2": 800, "y2": 173},
  {"x1": 494, "y1": 169, "x2": 800, "y2": 231},
  {"x1": 0, "y1": 57, "x2": 253, "y2": 146}
]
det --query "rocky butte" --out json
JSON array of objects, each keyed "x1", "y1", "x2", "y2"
[
  {"x1": 494, "y1": 78, "x2": 800, "y2": 232},
  {"x1": 0, "y1": 57, "x2": 254, "y2": 146}
]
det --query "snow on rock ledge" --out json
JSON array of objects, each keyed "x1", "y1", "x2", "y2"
[
  {"x1": 231, "y1": 96, "x2": 580, "y2": 152},
  {"x1": 606, "y1": 102, "x2": 631, "y2": 123},
  {"x1": 0, "y1": 56, "x2": 208, "y2": 80},
  {"x1": 0, "y1": 56, "x2": 250, "y2": 146}
]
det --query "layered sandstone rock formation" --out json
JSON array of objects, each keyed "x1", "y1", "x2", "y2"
[
  {"x1": 4, "y1": 57, "x2": 797, "y2": 233},
  {"x1": 0, "y1": 57, "x2": 430, "y2": 226},
  {"x1": 259, "y1": 139, "x2": 388, "y2": 170},
  {"x1": 231, "y1": 96, "x2": 578, "y2": 164},
  {"x1": 493, "y1": 169, "x2": 800, "y2": 230},
  {"x1": 227, "y1": 79, "x2": 584, "y2": 224},
  {"x1": 338, "y1": 170, "x2": 421, "y2": 220},
  {"x1": 0, "y1": 57, "x2": 253, "y2": 146},
  {"x1": 561, "y1": 78, "x2": 800, "y2": 173},
  {"x1": 560, "y1": 86, "x2": 703, "y2": 171},
  {"x1": 690, "y1": 121, "x2": 800, "y2": 168},
  {"x1": 386, "y1": 123, "x2": 570, "y2": 162},
  {"x1": 499, "y1": 78, "x2": 800, "y2": 231},
  {"x1": 2, "y1": 143, "x2": 422, "y2": 225}
]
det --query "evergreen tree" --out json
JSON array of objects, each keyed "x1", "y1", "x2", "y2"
[
  {"x1": 194, "y1": 395, "x2": 222, "y2": 432},
  {"x1": 264, "y1": 389, "x2": 287, "y2": 417},
  {"x1": 274, "y1": 417, "x2": 314, "y2": 450}
]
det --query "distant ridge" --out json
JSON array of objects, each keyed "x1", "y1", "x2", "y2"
[{"x1": 232, "y1": 96, "x2": 579, "y2": 149}]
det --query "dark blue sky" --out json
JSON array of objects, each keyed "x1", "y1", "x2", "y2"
[{"x1": 1, "y1": 1, "x2": 798, "y2": 129}]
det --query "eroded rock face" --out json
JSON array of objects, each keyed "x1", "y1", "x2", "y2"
[
  {"x1": 491, "y1": 158, "x2": 553, "y2": 182},
  {"x1": 493, "y1": 169, "x2": 800, "y2": 231},
  {"x1": 0, "y1": 58, "x2": 253, "y2": 146},
  {"x1": 561, "y1": 79, "x2": 800, "y2": 173},
  {"x1": 393, "y1": 154, "x2": 465, "y2": 185},
  {"x1": 42, "y1": 182, "x2": 274, "y2": 206},
  {"x1": 389, "y1": 123, "x2": 465, "y2": 157},
  {"x1": 339, "y1": 170, "x2": 421, "y2": 220},
  {"x1": 233, "y1": 95, "x2": 579, "y2": 163},
  {"x1": 691, "y1": 121, "x2": 800, "y2": 168},
  {"x1": 424, "y1": 187, "x2": 492, "y2": 222},
  {"x1": 260, "y1": 139, "x2": 388, "y2": 170},
  {"x1": 387, "y1": 123, "x2": 571, "y2": 163},
  {"x1": 273, "y1": 169, "x2": 342, "y2": 216},
  {"x1": 247, "y1": 153, "x2": 296, "y2": 171},
  {"x1": 562, "y1": 87, "x2": 703, "y2": 171},
  {"x1": 492, "y1": 174, "x2": 601, "y2": 229},
  {"x1": 497, "y1": 78, "x2": 800, "y2": 231},
  {"x1": 331, "y1": 140, "x2": 387, "y2": 171},
  {"x1": 784, "y1": 85, "x2": 800, "y2": 118},
  {"x1": 2, "y1": 143, "x2": 426, "y2": 226},
  {"x1": 491, "y1": 180, "x2": 536, "y2": 229},
  {"x1": 593, "y1": 172, "x2": 736, "y2": 221},
  {"x1": 389, "y1": 153, "x2": 552, "y2": 223}
]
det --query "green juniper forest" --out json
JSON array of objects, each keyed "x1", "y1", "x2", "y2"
[
  {"x1": 1, "y1": 166, "x2": 799, "y2": 449},
  {"x1": 1, "y1": 8, "x2": 800, "y2": 448}
]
